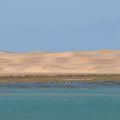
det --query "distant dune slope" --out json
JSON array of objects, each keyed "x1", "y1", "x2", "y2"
[{"x1": 0, "y1": 50, "x2": 120, "y2": 75}]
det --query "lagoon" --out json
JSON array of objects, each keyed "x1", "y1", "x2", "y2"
[{"x1": 0, "y1": 82, "x2": 120, "y2": 120}]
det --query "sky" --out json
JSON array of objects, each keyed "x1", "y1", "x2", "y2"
[{"x1": 0, "y1": 0, "x2": 120, "y2": 52}]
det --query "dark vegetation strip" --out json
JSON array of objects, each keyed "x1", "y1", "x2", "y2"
[{"x1": 0, "y1": 73, "x2": 120, "y2": 83}]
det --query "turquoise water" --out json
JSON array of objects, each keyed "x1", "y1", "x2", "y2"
[{"x1": 0, "y1": 82, "x2": 120, "y2": 120}]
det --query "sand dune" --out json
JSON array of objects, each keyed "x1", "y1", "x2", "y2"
[{"x1": 0, "y1": 50, "x2": 120, "y2": 75}]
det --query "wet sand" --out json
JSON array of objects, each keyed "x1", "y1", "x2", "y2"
[{"x1": 0, "y1": 73, "x2": 120, "y2": 83}]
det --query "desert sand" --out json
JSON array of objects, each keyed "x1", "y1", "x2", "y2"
[{"x1": 0, "y1": 50, "x2": 120, "y2": 76}]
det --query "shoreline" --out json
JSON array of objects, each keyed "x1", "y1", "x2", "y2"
[{"x1": 0, "y1": 73, "x2": 120, "y2": 83}]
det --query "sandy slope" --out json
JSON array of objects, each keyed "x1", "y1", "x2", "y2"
[{"x1": 0, "y1": 50, "x2": 120, "y2": 75}]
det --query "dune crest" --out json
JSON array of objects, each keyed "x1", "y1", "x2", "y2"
[{"x1": 0, "y1": 50, "x2": 120, "y2": 75}]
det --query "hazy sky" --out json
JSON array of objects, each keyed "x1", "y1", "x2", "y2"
[{"x1": 0, "y1": 0, "x2": 120, "y2": 52}]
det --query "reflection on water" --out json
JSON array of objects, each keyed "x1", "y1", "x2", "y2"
[
  {"x1": 0, "y1": 80, "x2": 120, "y2": 120},
  {"x1": 0, "y1": 80, "x2": 120, "y2": 93}
]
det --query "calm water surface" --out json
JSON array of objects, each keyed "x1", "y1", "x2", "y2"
[{"x1": 0, "y1": 81, "x2": 120, "y2": 120}]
